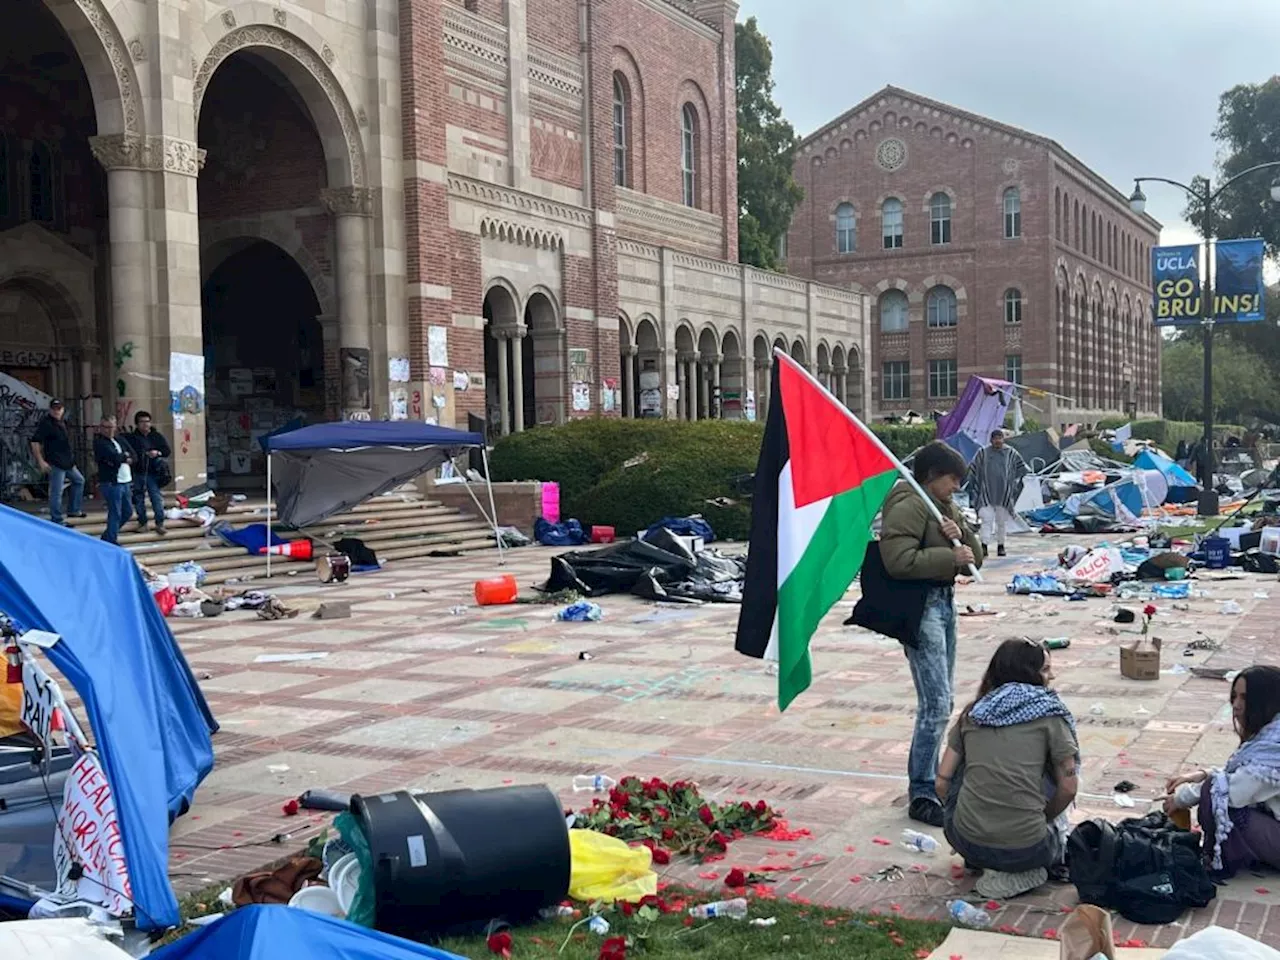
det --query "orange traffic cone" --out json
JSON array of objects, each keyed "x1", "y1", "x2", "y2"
[{"x1": 258, "y1": 539, "x2": 313, "y2": 560}]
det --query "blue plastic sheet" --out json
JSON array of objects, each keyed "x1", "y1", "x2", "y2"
[
  {"x1": 535, "y1": 517, "x2": 588, "y2": 547},
  {"x1": 0, "y1": 505, "x2": 216, "y2": 930},
  {"x1": 644, "y1": 515, "x2": 715, "y2": 543}
]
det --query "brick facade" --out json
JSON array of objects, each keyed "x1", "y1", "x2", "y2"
[{"x1": 787, "y1": 86, "x2": 1162, "y2": 426}]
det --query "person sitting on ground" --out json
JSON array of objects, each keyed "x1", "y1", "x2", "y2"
[
  {"x1": 1164, "y1": 665, "x2": 1280, "y2": 878},
  {"x1": 937, "y1": 638, "x2": 1079, "y2": 900},
  {"x1": 878, "y1": 440, "x2": 983, "y2": 828},
  {"x1": 965, "y1": 428, "x2": 1028, "y2": 559}
]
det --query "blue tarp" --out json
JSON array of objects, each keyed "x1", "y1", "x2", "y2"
[
  {"x1": 0, "y1": 505, "x2": 216, "y2": 930},
  {"x1": 262, "y1": 420, "x2": 483, "y2": 452},
  {"x1": 150, "y1": 905, "x2": 466, "y2": 960},
  {"x1": 1134, "y1": 450, "x2": 1198, "y2": 489},
  {"x1": 215, "y1": 522, "x2": 287, "y2": 555}
]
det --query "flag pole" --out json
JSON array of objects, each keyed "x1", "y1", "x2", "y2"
[{"x1": 773, "y1": 350, "x2": 982, "y2": 582}]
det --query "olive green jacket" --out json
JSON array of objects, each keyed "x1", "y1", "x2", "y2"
[{"x1": 879, "y1": 481, "x2": 983, "y2": 583}]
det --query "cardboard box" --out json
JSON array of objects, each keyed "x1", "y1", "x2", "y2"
[{"x1": 1120, "y1": 637, "x2": 1161, "y2": 681}]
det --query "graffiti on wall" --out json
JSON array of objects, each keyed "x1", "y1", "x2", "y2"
[
  {"x1": 113, "y1": 341, "x2": 135, "y2": 398},
  {"x1": 0, "y1": 372, "x2": 51, "y2": 491}
]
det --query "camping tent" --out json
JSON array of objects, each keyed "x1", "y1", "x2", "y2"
[
  {"x1": 0, "y1": 506, "x2": 217, "y2": 930},
  {"x1": 260, "y1": 421, "x2": 502, "y2": 570},
  {"x1": 1133, "y1": 449, "x2": 1198, "y2": 498},
  {"x1": 936, "y1": 376, "x2": 1016, "y2": 463},
  {"x1": 150, "y1": 904, "x2": 466, "y2": 960}
]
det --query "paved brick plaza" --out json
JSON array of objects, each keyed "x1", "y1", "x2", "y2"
[{"x1": 167, "y1": 535, "x2": 1280, "y2": 947}]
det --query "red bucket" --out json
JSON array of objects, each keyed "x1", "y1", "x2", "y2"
[
  {"x1": 590, "y1": 525, "x2": 616, "y2": 544},
  {"x1": 474, "y1": 574, "x2": 518, "y2": 606}
]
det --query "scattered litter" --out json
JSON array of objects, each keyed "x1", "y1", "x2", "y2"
[
  {"x1": 868, "y1": 865, "x2": 904, "y2": 883},
  {"x1": 266, "y1": 764, "x2": 291, "y2": 774},
  {"x1": 900, "y1": 829, "x2": 938, "y2": 855},
  {"x1": 578, "y1": 651, "x2": 593, "y2": 660},
  {"x1": 749, "y1": 917, "x2": 777, "y2": 927},
  {"x1": 1113, "y1": 780, "x2": 1136, "y2": 793},
  {"x1": 1255, "y1": 590, "x2": 1270, "y2": 600},
  {"x1": 1221, "y1": 600, "x2": 1243, "y2": 616},
  {"x1": 253, "y1": 652, "x2": 329, "y2": 663},
  {"x1": 1089, "y1": 703, "x2": 1106, "y2": 716},
  {"x1": 587, "y1": 915, "x2": 610, "y2": 935},
  {"x1": 1133, "y1": 705, "x2": 1150, "y2": 716},
  {"x1": 1113, "y1": 793, "x2": 1136, "y2": 808},
  {"x1": 556, "y1": 601, "x2": 603, "y2": 622},
  {"x1": 448, "y1": 605, "x2": 467, "y2": 616}
]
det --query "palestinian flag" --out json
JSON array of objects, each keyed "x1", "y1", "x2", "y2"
[{"x1": 735, "y1": 353, "x2": 900, "y2": 711}]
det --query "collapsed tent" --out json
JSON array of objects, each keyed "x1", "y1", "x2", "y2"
[
  {"x1": 149, "y1": 904, "x2": 465, "y2": 960},
  {"x1": 936, "y1": 376, "x2": 1015, "y2": 463},
  {"x1": 1024, "y1": 475, "x2": 1147, "y2": 530},
  {"x1": 0, "y1": 505, "x2": 217, "y2": 930},
  {"x1": 545, "y1": 530, "x2": 746, "y2": 603},
  {"x1": 1134, "y1": 449, "x2": 1199, "y2": 503},
  {"x1": 262, "y1": 421, "x2": 488, "y2": 528}
]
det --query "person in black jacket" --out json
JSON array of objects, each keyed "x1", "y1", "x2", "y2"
[
  {"x1": 92, "y1": 416, "x2": 134, "y2": 545},
  {"x1": 123, "y1": 410, "x2": 171, "y2": 534},
  {"x1": 29, "y1": 400, "x2": 85, "y2": 526}
]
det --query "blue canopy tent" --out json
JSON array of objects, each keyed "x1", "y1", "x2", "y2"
[
  {"x1": 0, "y1": 505, "x2": 216, "y2": 930},
  {"x1": 260, "y1": 420, "x2": 501, "y2": 575},
  {"x1": 1133, "y1": 449, "x2": 1199, "y2": 502},
  {"x1": 151, "y1": 905, "x2": 466, "y2": 960}
]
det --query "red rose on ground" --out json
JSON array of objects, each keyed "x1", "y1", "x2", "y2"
[
  {"x1": 620, "y1": 900, "x2": 634, "y2": 917},
  {"x1": 281, "y1": 799, "x2": 300, "y2": 816},
  {"x1": 486, "y1": 931, "x2": 512, "y2": 958},
  {"x1": 724, "y1": 868, "x2": 747, "y2": 887},
  {"x1": 698, "y1": 804, "x2": 714, "y2": 825},
  {"x1": 1144, "y1": 604, "x2": 1157, "y2": 616},
  {"x1": 651, "y1": 847, "x2": 671, "y2": 865},
  {"x1": 741, "y1": 801, "x2": 753, "y2": 813},
  {"x1": 654, "y1": 806, "x2": 669, "y2": 820},
  {"x1": 755, "y1": 800, "x2": 768, "y2": 815},
  {"x1": 599, "y1": 936, "x2": 627, "y2": 960},
  {"x1": 710, "y1": 831, "x2": 729, "y2": 848},
  {"x1": 661, "y1": 827, "x2": 675, "y2": 841}
]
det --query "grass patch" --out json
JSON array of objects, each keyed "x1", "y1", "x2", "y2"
[{"x1": 436, "y1": 894, "x2": 951, "y2": 960}]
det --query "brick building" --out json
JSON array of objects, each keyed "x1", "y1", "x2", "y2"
[
  {"x1": 0, "y1": 0, "x2": 867, "y2": 494},
  {"x1": 786, "y1": 86, "x2": 1162, "y2": 428}
]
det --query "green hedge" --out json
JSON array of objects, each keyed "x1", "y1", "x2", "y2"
[{"x1": 488, "y1": 418, "x2": 940, "y2": 541}]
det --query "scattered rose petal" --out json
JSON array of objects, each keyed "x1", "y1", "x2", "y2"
[
  {"x1": 872, "y1": 837, "x2": 892, "y2": 846},
  {"x1": 908, "y1": 863, "x2": 928, "y2": 873},
  {"x1": 950, "y1": 864, "x2": 966, "y2": 879},
  {"x1": 1258, "y1": 887, "x2": 1271, "y2": 895},
  {"x1": 281, "y1": 799, "x2": 300, "y2": 817},
  {"x1": 1044, "y1": 928, "x2": 1059, "y2": 940},
  {"x1": 890, "y1": 903, "x2": 903, "y2": 912},
  {"x1": 697, "y1": 871, "x2": 720, "y2": 880},
  {"x1": 985, "y1": 901, "x2": 1001, "y2": 911},
  {"x1": 916, "y1": 951, "x2": 932, "y2": 959},
  {"x1": 849, "y1": 875, "x2": 863, "y2": 883},
  {"x1": 845, "y1": 845, "x2": 856, "y2": 853}
]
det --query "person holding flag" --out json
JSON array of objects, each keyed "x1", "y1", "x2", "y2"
[{"x1": 735, "y1": 352, "x2": 980, "y2": 834}]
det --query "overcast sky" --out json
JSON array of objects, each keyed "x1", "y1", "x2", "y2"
[{"x1": 739, "y1": 0, "x2": 1280, "y2": 249}]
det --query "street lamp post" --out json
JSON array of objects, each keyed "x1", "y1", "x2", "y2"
[{"x1": 1129, "y1": 163, "x2": 1280, "y2": 517}]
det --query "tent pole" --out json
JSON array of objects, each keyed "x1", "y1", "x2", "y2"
[
  {"x1": 266, "y1": 452, "x2": 272, "y2": 580},
  {"x1": 480, "y1": 446, "x2": 505, "y2": 566}
]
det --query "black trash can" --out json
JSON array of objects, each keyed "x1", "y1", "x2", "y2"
[{"x1": 351, "y1": 785, "x2": 570, "y2": 938}]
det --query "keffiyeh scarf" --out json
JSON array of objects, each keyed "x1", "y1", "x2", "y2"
[
  {"x1": 969, "y1": 681, "x2": 1078, "y2": 752},
  {"x1": 1210, "y1": 714, "x2": 1280, "y2": 870}
]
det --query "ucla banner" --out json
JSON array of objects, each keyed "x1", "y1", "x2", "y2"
[
  {"x1": 1152, "y1": 244, "x2": 1201, "y2": 326},
  {"x1": 1213, "y1": 238, "x2": 1265, "y2": 323}
]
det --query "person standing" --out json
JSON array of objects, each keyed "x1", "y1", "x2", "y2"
[
  {"x1": 966, "y1": 429, "x2": 1028, "y2": 558},
  {"x1": 124, "y1": 410, "x2": 171, "y2": 535},
  {"x1": 878, "y1": 441, "x2": 983, "y2": 827},
  {"x1": 92, "y1": 416, "x2": 133, "y2": 545},
  {"x1": 28, "y1": 399, "x2": 85, "y2": 526}
]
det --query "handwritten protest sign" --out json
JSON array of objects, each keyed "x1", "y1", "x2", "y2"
[
  {"x1": 53, "y1": 753, "x2": 133, "y2": 916},
  {"x1": 20, "y1": 658, "x2": 57, "y2": 753}
]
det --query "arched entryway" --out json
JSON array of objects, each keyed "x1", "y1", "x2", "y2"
[
  {"x1": 200, "y1": 240, "x2": 324, "y2": 488},
  {"x1": 674, "y1": 324, "x2": 697, "y2": 420},
  {"x1": 831, "y1": 344, "x2": 847, "y2": 406},
  {"x1": 523, "y1": 290, "x2": 564, "y2": 428},
  {"x1": 696, "y1": 326, "x2": 719, "y2": 419},
  {"x1": 483, "y1": 284, "x2": 520, "y2": 437},
  {"x1": 790, "y1": 337, "x2": 808, "y2": 367},
  {"x1": 635, "y1": 317, "x2": 661, "y2": 418},
  {"x1": 816, "y1": 342, "x2": 831, "y2": 391},
  {"x1": 720, "y1": 329, "x2": 743, "y2": 419},
  {"x1": 0, "y1": 0, "x2": 110, "y2": 500},
  {"x1": 752, "y1": 333, "x2": 771, "y2": 422}
]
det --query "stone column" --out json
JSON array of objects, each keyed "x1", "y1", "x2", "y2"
[
  {"x1": 709, "y1": 353, "x2": 723, "y2": 418},
  {"x1": 511, "y1": 326, "x2": 527, "y2": 432},
  {"x1": 835, "y1": 366, "x2": 847, "y2": 406},
  {"x1": 674, "y1": 360, "x2": 686, "y2": 420},
  {"x1": 321, "y1": 188, "x2": 374, "y2": 416},
  {"x1": 685, "y1": 357, "x2": 698, "y2": 420},
  {"x1": 622, "y1": 346, "x2": 636, "y2": 418},
  {"x1": 496, "y1": 330, "x2": 511, "y2": 436},
  {"x1": 756, "y1": 359, "x2": 770, "y2": 421},
  {"x1": 697, "y1": 360, "x2": 709, "y2": 420}
]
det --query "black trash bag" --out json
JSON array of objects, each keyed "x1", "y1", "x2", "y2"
[
  {"x1": 333, "y1": 537, "x2": 380, "y2": 568},
  {"x1": 1067, "y1": 812, "x2": 1216, "y2": 925},
  {"x1": 1241, "y1": 549, "x2": 1280, "y2": 575}
]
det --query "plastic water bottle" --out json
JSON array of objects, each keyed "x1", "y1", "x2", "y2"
[
  {"x1": 900, "y1": 829, "x2": 938, "y2": 855},
  {"x1": 572, "y1": 774, "x2": 617, "y2": 793},
  {"x1": 539, "y1": 905, "x2": 575, "y2": 920},
  {"x1": 688, "y1": 898, "x2": 749, "y2": 920},
  {"x1": 947, "y1": 900, "x2": 992, "y2": 929}
]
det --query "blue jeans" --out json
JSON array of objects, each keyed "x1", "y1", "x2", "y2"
[
  {"x1": 48, "y1": 465, "x2": 85, "y2": 524},
  {"x1": 905, "y1": 587, "x2": 957, "y2": 802},
  {"x1": 133, "y1": 474, "x2": 165, "y2": 527},
  {"x1": 99, "y1": 482, "x2": 128, "y2": 544}
]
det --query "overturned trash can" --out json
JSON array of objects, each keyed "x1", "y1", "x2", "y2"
[{"x1": 351, "y1": 785, "x2": 570, "y2": 938}]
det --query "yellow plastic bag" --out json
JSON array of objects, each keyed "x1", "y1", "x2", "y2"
[{"x1": 568, "y1": 830, "x2": 658, "y2": 904}]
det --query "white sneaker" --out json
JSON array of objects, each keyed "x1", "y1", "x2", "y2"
[{"x1": 974, "y1": 867, "x2": 1048, "y2": 900}]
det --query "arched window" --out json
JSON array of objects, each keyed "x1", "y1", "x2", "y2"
[
  {"x1": 612, "y1": 74, "x2": 630, "y2": 188},
  {"x1": 881, "y1": 198, "x2": 903, "y2": 249},
  {"x1": 29, "y1": 140, "x2": 53, "y2": 223},
  {"x1": 929, "y1": 192, "x2": 952, "y2": 245},
  {"x1": 879, "y1": 289, "x2": 909, "y2": 333},
  {"x1": 1004, "y1": 288, "x2": 1023, "y2": 324},
  {"x1": 926, "y1": 285, "x2": 957, "y2": 328},
  {"x1": 835, "y1": 203, "x2": 856, "y2": 253},
  {"x1": 680, "y1": 104, "x2": 698, "y2": 208},
  {"x1": 1004, "y1": 187, "x2": 1021, "y2": 239},
  {"x1": 1073, "y1": 200, "x2": 1081, "y2": 249},
  {"x1": 1054, "y1": 189, "x2": 1061, "y2": 241}
]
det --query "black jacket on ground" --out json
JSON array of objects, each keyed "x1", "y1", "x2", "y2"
[{"x1": 93, "y1": 435, "x2": 133, "y2": 484}]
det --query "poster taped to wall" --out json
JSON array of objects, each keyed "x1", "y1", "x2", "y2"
[
  {"x1": 572, "y1": 381, "x2": 591, "y2": 412},
  {"x1": 427, "y1": 326, "x2": 449, "y2": 367},
  {"x1": 169, "y1": 353, "x2": 205, "y2": 415}
]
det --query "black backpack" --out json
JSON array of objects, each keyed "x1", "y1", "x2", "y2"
[{"x1": 1067, "y1": 813, "x2": 1216, "y2": 924}]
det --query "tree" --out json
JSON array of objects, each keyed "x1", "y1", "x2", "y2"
[
  {"x1": 1162, "y1": 336, "x2": 1280, "y2": 424},
  {"x1": 1184, "y1": 77, "x2": 1280, "y2": 251},
  {"x1": 735, "y1": 17, "x2": 803, "y2": 272}
]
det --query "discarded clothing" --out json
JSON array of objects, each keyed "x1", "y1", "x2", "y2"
[
  {"x1": 556, "y1": 601, "x2": 603, "y2": 622},
  {"x1": 231, "y1": 856, "x2": 323, "y2": 906},
  {"x1": 216, "y1": 523, "x2": 287, "y2": 555},
  {"x1": 332, "y1": 537, "x2": 380, "y2": 569},
  {"x1": 535, "y1": 517, "x2": 588, "y2": 547},
  {"x1": 642, "y1": 514, "x2": 715, "y2": 543},
  {"x1": 1008, "y1": 573, "x2": 1071, "y2": 596}
]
